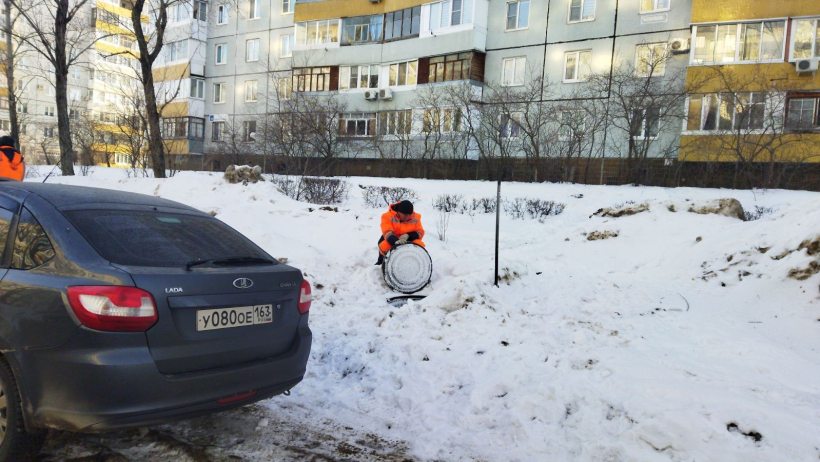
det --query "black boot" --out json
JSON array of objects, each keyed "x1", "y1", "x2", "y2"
[{"x1": 375, "y1": 254, "x2": 384, "y2": 266}]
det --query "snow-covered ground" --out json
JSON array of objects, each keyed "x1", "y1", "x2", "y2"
[{"x1": 28, "y1": 167, "x2": 820, "y2": 461}]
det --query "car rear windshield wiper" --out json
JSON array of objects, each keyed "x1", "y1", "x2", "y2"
[{"x1": 185, "y1": 256, "x2": 275, "y2": 271}]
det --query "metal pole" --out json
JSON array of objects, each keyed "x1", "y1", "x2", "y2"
[{"x1": 494, "y1": 176, "x2": 501, "y2": 287}]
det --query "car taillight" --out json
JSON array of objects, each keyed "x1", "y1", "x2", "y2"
[
  {"x1": 298, "y1": 280, "x2": 312, "y2": 314},
  {"x1": 66, "y1": 286, "x2": 158, "y2": 332}
]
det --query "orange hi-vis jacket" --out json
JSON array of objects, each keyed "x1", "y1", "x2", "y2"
[
  {"x1": 0, "y1": 145, "x2": 25, "y2": 181},
  {"x1": 379, "y1": 202, "x2": 425, "y2": 255}
]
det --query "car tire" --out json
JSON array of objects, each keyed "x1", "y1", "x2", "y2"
[{"x1": 0, "y1": 359, "x2": 44, "y2": 460}]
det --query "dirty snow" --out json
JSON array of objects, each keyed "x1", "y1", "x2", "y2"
[{"x1": 27, "y1": 167, "x2": 820, "y2": 461}]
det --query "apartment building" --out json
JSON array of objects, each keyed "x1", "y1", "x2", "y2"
[{"x1": 679, "y1": 0, "x2": 820, "y2": 163}]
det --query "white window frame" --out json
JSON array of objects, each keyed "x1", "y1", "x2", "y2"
[
  {"x1": 245, "y1": 80, "x2": 258, "y2": 102},
  {"x1": 789, "y1": 17, "x2": 820, "y2": 61},
  {"x1": 563, "y1": 50, "x2": 592, "y2": 82},
  {"x1": 502, "y1": 56, "x2": 526, "y2": 86},
  {"x1": 217, "y1": 4, "x2": 228, "y2": 25},
  {"x1": 280, "y1": 34, "x2": 294, "y2": 57},
  {"x1": 379, "y1": 109, "x2": 414, "y2": 136},
  {"x1": 640, "y1": 0, "x2": 670, "y2": 14},
  {"x1": 278, "y1": 77, "x2": 291, "y2": 100},
  {"x1": 425, "y1": 0, "x2": 475, "y2": 33},
  {"x1": 635, "y1": 43, "x2": 668, "y2": 77},
  {"x1": 568, "y1": 0, "x2": 595, "y2": 24},
  {"x1": 295, "y1": 19, "x2": 341, "y2": 47},
  {"x1": 388, "y1": 61, "x2": 418, "y2": 87},
  {"x1": 246, "y1": 39, "x2": 260, "y2": 62},
  {"x1": 631, "y1": 107, "x2": 661, "y2": 140},
  {"x1": 195, "y1": 1, "x2": 207, "y2": 21},
  {"x1": 44, "y1": 106, "x2": 55, "y2": 116},
  {"x1": 249, "y1": 0, "x2": 260, "y2": 20},
  {"x1": 282, "y1": 0, "x2": 293, "y2": 15},
  {"x1": 687, "y1": 92, "x2": 767, "y2": 133},
  {"x1": 339, "y1": 65, "x2": 380, "y2": 91},
  {"x1": 215, "y1": 43, "x2": 227, "y2": 65},
  {"x1": 212, "y1": 121, "x2": 225, "y2": 141},
  {"x1": 506, "y1": 0, "x2": 530, "y2": 31},
  {"x1": 214, "y1": 83, "x2": 226, "y2": 104},
  {"x1": 191, "y1": 78, "x2": 205, "y2": 99},
  {"x1": 691, "y1": 21, "x2": 787, "y2": 65},
  {"x1": 243, "y1": 120, "x2": 257, "y2": 142}
]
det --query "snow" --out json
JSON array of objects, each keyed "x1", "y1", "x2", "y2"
[{"x1": 28, "y1": 167, "x2": 820, "y2": 461}]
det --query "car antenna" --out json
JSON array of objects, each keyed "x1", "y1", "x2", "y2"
[{"x1": 42, "y1": 162, "x2": 61, "y2": 183}]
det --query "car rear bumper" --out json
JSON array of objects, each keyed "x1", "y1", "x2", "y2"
[{"x1": 13, "y1": 318, "x2": 312, "y2": 433}]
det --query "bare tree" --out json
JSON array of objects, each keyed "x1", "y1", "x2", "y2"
[{"x1": 10, "y1": 0, "x2": 99, "y2": 175}]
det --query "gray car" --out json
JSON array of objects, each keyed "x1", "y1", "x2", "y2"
[{"x1": 0, "y1": 181, "x2": 312, "y2": 459}]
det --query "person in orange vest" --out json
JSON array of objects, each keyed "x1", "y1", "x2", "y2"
[
  {"x1": 376, "y1": 200, "x2": 425, "y2": 265},
  {"x1": 0, "y1": 136, "x2": 25, "y2": 181}
]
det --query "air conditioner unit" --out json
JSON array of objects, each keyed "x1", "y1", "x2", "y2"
[
  {"x1": 379, "y1": 88, "x2": 393, "y2": 101},
  {"x1": 364, "y1": 90, "x2": 378, "y2": 101},
  {"x1": 669, "y1": 38, "x2": 691, "y2": 54},
  {"x1": 795, "y1": 58, "x2": 819, "y2": 73}
]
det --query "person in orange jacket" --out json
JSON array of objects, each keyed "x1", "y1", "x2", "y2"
[
  {"x1": 376, "y1": 200, "x2": 425, "y2": 265},
  {"x1": 0, "y1": 136, "x2": 25, "y2": 181}
]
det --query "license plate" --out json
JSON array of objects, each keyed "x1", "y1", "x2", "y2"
[{"x1": 196, "y1": 305, "x2": 273, "y2": 331}]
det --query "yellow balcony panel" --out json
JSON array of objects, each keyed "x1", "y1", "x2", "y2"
[
  {"x1": 153, "y1": 63, "x2": 190, "y2": 82},
  {"x1": 95, "y1": 41, "x2": 140, "y2": 59},
  {"x1": 686, "y1": 64, "x2": 820, "y2": 93},
  {"x1": 97, "y1": 1, "x2": 149, "y2": 23},
  {"x1": 92, "y1": 142, "x2": 133, "y2": 155},
  {"x1": 294, "y1": 0, "x2": 426, "y2": 22},
  {"x1": 680, "y1": 134, "x2": 820, "y2": 163},
  {"x1": 0, "y1": 88, "x2": 8, "y2": 97},
  {"x1": 96, "y1": 21, "x2": 137, "y2": 39},
  {"x1": 692, "y1": 0, "x2": 820, "y2": 23},
  {"x1": 163, "y1": 139, "x2": 190, "y2": 155},
  {"x1": 159, "y1": 101, "x2": 189, "y2": 118}
]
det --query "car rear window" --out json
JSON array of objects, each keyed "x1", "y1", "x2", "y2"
[{"x1": 64, "y1": 210, "x2": 269, "y2": 267}]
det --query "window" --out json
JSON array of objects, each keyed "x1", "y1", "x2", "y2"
[
  {"x1": 217, "y1": 4, "x2": 228, "y2": 24},
  {"x1": 191, "y1": 78, "x2": 205, "y2": 99},
  {"x1": 0, "y1": 208, "x2": 12, "y2": 263},
  {"x1": 295, "y1": 20, "x2": 341, "y2": 46},
  {"x1": 62, "y1": 210, "x2": 268, "y2": 268},
  {"x1": 423, "y1": 108, "x2": 462, "y2": 133},
  {"x1": 379, "y1": 110, "x2": 413, "y2": 135},
  {"x1": 70, "y1": 88, "x2": 82, "y2": 101},
  {"x1": 506, "y1": 1, "x2": 530, "y2": 31},
  {"x1": 281, "y1": 34, "x2": 294, "y2": 57},
  {"x1": 687, "y1": 92, "x2": 766, "y2": 131},
  {"x1": 243, "y1": 120, "x2": 257, "y2": 141},
  {"x1": 340, "y1": 113, "x2": 376, "y2": 137},
  {"x1": 12, "y1": 208, "x2": 55, "y2": 271},
  {"x1": 245, "y1": 80, "x2": 258, "y2": 102},
  {"x1": 169, "y1": 3, "x2": 192, "y2": 22},
  {"x1": 792, "y1": 18, "x2": 819, "y2": 60},
  {"x1": 44, "y1": 106, "x2": 55, "y2": 116},
  {"x1": 292, "y1": 67, "x2": 332, "y2": 92},
  {"x1": 215, "y1": 43, "x2": 227, "y2": 64},
  {"x1": 16, "y1": 103, "x2": 27, "y2": 113},
  {"x1": 190, "y1": 118, "x2": 205, "y2": 139},
  {"x1": 15, "y1": 80, "x2": 24, "y2": 92},
  {"x1": 341, "y1": 15, "x2": 383, "y2": 45},
  {"x1": 428, "y1": 53, "x2": 472, "y2": 83},
  {"x1": 636, "y1": 43, "x2": 667, "y2": 77},
  {"x1": 69, "y1": 109, "x2": 80, "y2": 120},
  {"x1": 70, "y1": 68, "x2": 81, "y2": 80},
  {"x1": 569, "y1": 0, "x2": 595, "y2": 23},
  {"x1": 787, "y1": 97, "x2": 820, "y2": 129},
  {"x1": 278, "y1": 77, "x2": 291, "y2": 100},
  {"x1": 249, "y1": 0, "x2": 260, "y2": 19},
  {"x1": 564, "y1": 50, "x2": 591, "y2": 82},
  {"x1": 246, "y1": 39, "x2": 260, "y2": 62},
  {"x1": 640, "y1": 0, "x2": 669, "y2": 13},
  {"x1": 43, "y1": 127, "x2": 55, "y2": 138},
  {"x1": 389, "y1": 61, "x2": 418, "y2": 86},
  {"x1": 500, "y1": 113, "x2": 521, "y2": 138},
  {"x1": 502, "y1": 57, "x2": 526, "y2": 86},
  {"x1": 558, "y1": 110, "x2": 585, "y2": 141},
  {"x1": 340, "y1": 65, "x2": 379, "y2": 90},
  {"x1": 282, "y1": 0, "x2": 293, "y2": 14},
  {"x1": 631, "y1": 107, "x2": 660, "y2": 139},
  {"x1": 162, "y1": 117, "x2": 189, "y2": 138},
  {"x1": 214, "y1": 83, "x2": 226, "y2": 103},
  {"x1": 693, "y1": 21, "x2": 785, "y2": 64},
  {"x1": 165, "y1": 40, "x2": 188, "y2": 61},
  {"x1": 194, "y1": 1, "x2": 207, "y2": 21},
  {"x1": 428, "y1": 0, "x2": 474, "y2": 31},
  {"x1": 385, "y1": 7, "x2": 421, "y2": 41},
  {"x1": 212, "y1": 121, "x2": 225, "y2": 141}
]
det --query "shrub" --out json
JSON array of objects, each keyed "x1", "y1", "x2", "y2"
[
  {"x1": 463, "y1": 197, "x2": 498, "y2": 214},
  {"x1": 273, "y1": 176, "x2": 350, "y2": 205},
  {"x1": 504, "y1": 197, "x2": 526, "y2": 220},
  {"x1": 361, "y1": 185, "x2": 419, "y2": 208},
  {"x1": 432, "y1": 194, "x2": 464, "y2": 213},
  {"x1": 525, "y1": 199, "x2": 565, "y2": 222},
  {"x1": 744, "y1": 205, "x2": 776, "y2": 221}
]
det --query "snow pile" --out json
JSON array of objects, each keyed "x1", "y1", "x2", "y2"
[{"x1": 31, "y1": 168, "x2": 820, "y2": 461}]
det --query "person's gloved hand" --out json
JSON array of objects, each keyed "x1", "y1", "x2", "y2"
[{"x1": 396, "y1": 234, "x2": 410, "y2": 245}]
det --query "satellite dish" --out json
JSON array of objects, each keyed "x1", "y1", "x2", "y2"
[{"x1": 383, "y1": 244, "x2": 432, "y2": 294}]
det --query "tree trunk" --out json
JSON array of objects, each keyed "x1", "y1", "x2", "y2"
[
  {"x1": 55, "y1": 0, "x2": 75, "y2": 175},
  {"x1": 4, "y1": 0, "x2": 19, "y2": 150},
  {"x1": 132, "y1": 0, "x2": 166, "y2": 178}
]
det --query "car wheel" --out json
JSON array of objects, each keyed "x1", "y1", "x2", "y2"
[{"x1": 0, "y1": 359, "x2": 44, "y2": 460}]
